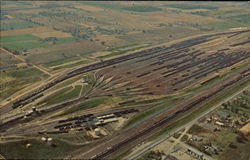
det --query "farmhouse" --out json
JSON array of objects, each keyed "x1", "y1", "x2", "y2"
[
  {"x1": 215, "y1": 121, "x2": 225, "y2": 127},
  {"x1": 239, "y1": 122, "x2": 250, "y2": 136}
]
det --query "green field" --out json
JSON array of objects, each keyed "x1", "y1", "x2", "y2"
[
  {"x1": 62, "y1": 97, "x2": 108, "y2": 115},
  {"x1": 0, "y1": 52, "x2": 22, "y2": 65},
  {"x1": 0, "y1": 138, "x2": 83, "y2": 159},
  {"x1": 3, "y1": 41, "x2": 49, "y2": 51},
  {"x1": 123, "y1": 97, "x2": 183, "y2": 129},
  {"x1": 82, "y1": 2, "x2": 162, "y2": 12},
  {"x1": 1, "y1": 34, "x2": 40, "y2": 42},
  {"x1": 164, "y1": 3, "x2": 218, "y2": 10},
  {"x1": 44, "y1": 37, "x2": 78, "y2": 45},
  {"x1": 99, "y1": 44, "x2": 148, "y2": 59},
  {"x1": 43, "y1": 57, "x2": 80, "y2": 68},
  {"x1": 56, "y1": 37, "x2": 78, "y2": 44},
  {"x1": 52, "y1": 60, "x2": 92, "y2": 70},
  {"x1": 118, "y1": 96, "x2": 168, "y2": 107},
  {"x1": 1, "y1": 34, "x2": 50, "y2": 51},
  {"x1": 1, "y1": 21, "x2": 39, "y2": 31},
  {"x1": 0, "y1": 67, "x2": 49, "y2": 100},
  {"x1": 230, "y1": 14, "x2": 250, "y2": 24},
  {"x1": 82, "y1": 1, "x2": 125, "y2": 10},
  {"x1": 206, "y1": 20, "x2": 249, "y2": 31},
  {"x1": 51, "y1": 75, "x2": 81, "y2": 91},
  {"x1": 40, "y1": 85, "x2": 82, "y2": 106},
  {"x1": 50, "y1": 132, "x2": 87, "y2": 144},
  {"x1": 122, "y1": 6, "x2": 162, "y2": 12}
]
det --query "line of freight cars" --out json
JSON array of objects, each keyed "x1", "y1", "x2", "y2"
[
  {"x1": 150, "y1": 49, "x2": 204, "y2": 73},
  {"x1": 230, "y1": 40, "x2": 250, "y2": 47},
  {"x1": 90, "y1": 67, "x2": 250, "y2": 160},
  {"x1": 10, "y1": 46, "x2": 169, "y2": 109},
  {"x1": 164, "y1": 50, "x2": 249, "y2": 80},
  {"x1": 172, "y1": 52, "x2": 249, "y2": 86},
  {"x1": 39, "y1": 109, "x2": 139, "y2": 135},
  {"x1": 0, "y1": 96, "x2": 88, "y2": 131},
  {"x1": 172, "y1": 29, "x2": 250, "y2": 49},
  {"x1": 9, "y1": 29, "x2": 250, "y2": 109}
]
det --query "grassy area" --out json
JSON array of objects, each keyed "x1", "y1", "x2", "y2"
[
  {"x1": 52, "y1": 60, "x2": 92, "y2": 70},
  {"x1": 50, "y1": 133, "x2": 87, "y2": 144},
  {"x1": 0, "y1": 67, "x2": 48, "y2": 100},
  {"x1": 164, "y1": 3, "x2": 218, "y2": 10},
  {"x1": 3, "y1": 41, "x2": 49, "y2": 51},
  {"x1": 43, "y1": 57, "x2": 80, "y2": 68},
  {"x1": 62, "y1": 97, "x2": 108, "y2": 115},
  {"x1": 217, "y1": 138, "x2": 250, "y2": 160},
  {"x1": 206, "y1": 20, "x2": 249, "y2": 31},
  {"x1": 82, "y1": 2, "x2": 162, "y2": 12},
  {"x1": 1, "y1": 21, "x2": 39, "y2": 31},
  {"x1": 0, "y1": 138, "x2": 83, "y2": 159},
  {"x1": 82, "y1": 1, "x2": 124, "y2": 10},
  {"x1": 122, "y1": 6, "x2": 162, "y2": 12},
  {"x1": 52, "y1": 75, "x2": 81, "y2": 91},
  {"x1": 0, "y1": 52, "x2": 22, "y2": 65},
  {"x1": 2, "y1": 67, "x2": 44, "y2": 78},
  {"x1": 191, "y1": 9, "x2": 249, "y2": 18},
  {"x1": 99, "y1": 44, "x2": 148, "y2": 59},
  {"x1": 230, "y1": 14, "x2": 250, "y2": 24},
  {"x1": 123, "y1": 97, "x2": 183, "y2": 129},
  {"x1": 185, "y1": 63, "x2": 249, "y2": 94},
  {"x1": 1, "y1": 34, "x2": 40, "y2": 42},
  {"x1": 187, "y1": 124, "x2": 208, "y2": 134},
  {"x1": 80, "y1": 84, "x2": 92, "y2": 96},
  {"x1": 180, "y1": 134, "x2": 188, "y2": 142},
  {"x1": 1, "y1": 34, "x2": 49, "y2": 51},
  {"x1": 119, "y1": 96, "x2": 169, "y2": 107},
  {"x1": 40, "y1": 85, "x2": 82, "y2": 106},
  {"x1": 55, "y1": 37, "x2": 78, "y2": 44}
]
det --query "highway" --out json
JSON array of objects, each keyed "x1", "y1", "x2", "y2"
[{"x1": 126, "y1": 84, "x2": 250, "y2": 160}]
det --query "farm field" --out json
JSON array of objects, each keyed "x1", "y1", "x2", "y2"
[
  {"x1": 1, "y1": 21, "x2": 39, "y2": 31},
  {"x1": 0, "y1": 66, "x2": 49, "y2": 101},
  {"x1": 1, "y1": 1, "x2": 249, "y2": 66},
  {"x1": 0, "y1": 1, "x2": 250, "y2": 160},
  {"x1": 1, "y1": 34, "x2": 50, "y2": 51}
]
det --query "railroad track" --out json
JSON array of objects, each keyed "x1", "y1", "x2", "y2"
[
  {"x1": 2, "y1": 29, "x2": 249, "y2": 112},
  {"x1": 72, "y1": 67, "x2": 250, "y2": 159}
]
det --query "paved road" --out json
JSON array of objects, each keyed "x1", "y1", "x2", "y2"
[
  {"x1": 0, "y1": 154, "x2": 6, "y2": 159},
  {"x1": 164, "y1": 125, "x2": 192, "y2": 156},
  {"x1": 126, "y1": 84, "x2": 250, "y2": 160}
]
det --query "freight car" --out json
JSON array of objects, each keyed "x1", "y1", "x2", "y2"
[{"x1": 88, "y1": 68, "x2": 250, "y2": 159}]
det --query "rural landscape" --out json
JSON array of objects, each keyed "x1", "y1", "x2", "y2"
[{"x1": 0, "y1": 1, "x2": 250, "y2": 160}]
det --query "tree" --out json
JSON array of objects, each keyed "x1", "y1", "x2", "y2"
[
  {"x1": 236, "y1": 136, "x2": 245, "y2": 143},
  {"x1": 229, "y1": 143, "x2": 237, "y2": 149}
]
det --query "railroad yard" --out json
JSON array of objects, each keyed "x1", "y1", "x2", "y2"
[
  {"x1": 1, "y1": 28, "x2": 250, "y2": 159},
  {"x1": 1, "y1": 1, "x2": 250, "y2": 160}
]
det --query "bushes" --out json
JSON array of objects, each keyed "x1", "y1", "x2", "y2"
[
  {"x1": 122, "y1": 6, "x2": 162, "y2": 12},
  {"x1": 164, "y1": 4, "x2": 218, "y2": 10}
]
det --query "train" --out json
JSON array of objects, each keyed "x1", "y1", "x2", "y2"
[{"x1": 86, "y1": 68, "x2": 250, "y2": 159}]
